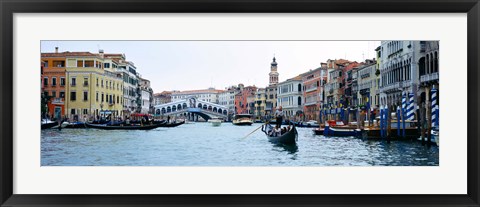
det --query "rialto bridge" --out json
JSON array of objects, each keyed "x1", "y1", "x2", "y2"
[{"x1": 153, "y1": 97, "x2": 228, "y2": 121}]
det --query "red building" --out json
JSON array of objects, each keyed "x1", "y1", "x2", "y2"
[
  {"x1": 302, "y1": 65, "x2": 328, "y2": 122},
  {"x1": 41, "y1": 49, "x2": 67, "y2": 119},
  {"x1": 234, "y1": 84, "x2": 257, "y2": 114}
]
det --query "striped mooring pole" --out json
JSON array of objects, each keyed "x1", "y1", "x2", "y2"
[
  {"x1": 401, "y1": 92, "x2": 406, "y2": 137},
  {"x1": 396, "y1": 106, "x2": 401, "y2": 136},
  {"x1": 380, "y1": 105, "x2": 385, "y2": 138},
  {"x1": 431, "y1": 86, "x2": 438, "y2": 128},
  {"x1": 406, "y1": 92, "x2": 415, "y2": 121}
]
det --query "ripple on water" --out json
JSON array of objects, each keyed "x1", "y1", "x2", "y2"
[{"x1": 41, "y1": 123, "x2": 439, "y2": 166}]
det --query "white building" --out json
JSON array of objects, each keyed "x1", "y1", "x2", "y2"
[
  {"x1": 379, "y1": 41, "x2": 426, "y2": 106},
  {"x1": 218, "y1": 86, "x2": 239, "y2": 117},
  {"x1": 104, "y1": 53, "x2": 139, "y2": 115},
  {"x1": 171, "y1": 88, "x2": 223, "y2": 104},
  {"x1": 277, "y1": 75, "x2": 303, "y2": 121},
  {"x1": 138, "y1": 77, "x2": 153, "y2": 114}
]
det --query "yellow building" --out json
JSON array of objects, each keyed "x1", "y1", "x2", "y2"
[
  {"x1": 64, "y1": 52, "x2": 124, "y2": 121},
  {"x1": 254, "y1": 88, "x2": 266, "y2": 121}
]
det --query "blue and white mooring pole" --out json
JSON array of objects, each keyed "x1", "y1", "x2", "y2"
[
  {"x1": 401, "y1": 92, "x2": 406, "y2": 137},
  {"x1": 396, "y1": 106, "x2": 401, "y2": 136},
  {"x1": 407, "y1": 92, "x2": 415, "y2": 121},
  {"x1": 380, "y1": 105, "x2": 384, "y2": 138},
  {"x1": 431, "y1": 86, "x2": 438, "y2": 129}
]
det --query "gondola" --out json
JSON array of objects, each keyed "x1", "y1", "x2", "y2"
[
  {"x1": 41, "y1": 121, "x2": 58, "y2": 130},
  {"x1": 159, "y1": 121, "x2": 185, "y2": 128},
  {"x1": 262, "y1": 124, "x2": 298, "y2": 144},
  {"x1": 85, "y1": 122, "x2": 165, "y2": 130}
]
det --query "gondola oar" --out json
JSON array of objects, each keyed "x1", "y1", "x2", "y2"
[{"x1": 242, "y1": 124, "x2": 265, "y2": 139}]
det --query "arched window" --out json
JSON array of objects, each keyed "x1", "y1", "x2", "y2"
[
  {"x1": 155, "y1": 109, "x2": 160, "y2": 115},
  {"x1": 298, "y1": 96, "x2": 302, "y2": 106},
  {"x1": 172, "y1": 105, "x2": 176, "y2": 112},
  {"x1": 183, "y1": 103, "x2": 187, "y2": 109},
  {"x1": 298, "y1": 84, "x2": 302, "y2": 92},
  {"x1": 178, "y1": 104, "x2": 182, "y2": 110},
  {"x1": 198, "y1": 103, "x2": 202, "y2": 108},
  {"x1": 434, "y1": 52, "x2": 439, "y2": 73},
  {"x1": 167, "y1": 106, "x2": 171, "y2": 113},
  {"x1": 161, "y1": 108, "x2": 166, "y2": 114}
]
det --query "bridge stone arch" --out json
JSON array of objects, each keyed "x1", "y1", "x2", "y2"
[{"x1": 154, "y1": 97, "x2": 228, "y2": 121}]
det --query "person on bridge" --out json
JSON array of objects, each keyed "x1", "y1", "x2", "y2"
[{"x1": 274, "y1": 106, "x2": 284, "y2": 128}]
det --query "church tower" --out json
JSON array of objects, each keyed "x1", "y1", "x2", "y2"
[{"x1": 269, "y1": 56, "x2": 279, "y2": 86}]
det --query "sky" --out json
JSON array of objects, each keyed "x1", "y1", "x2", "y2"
[{"x1": 41, "y1": 41, "x2": 380, "y2": 93}]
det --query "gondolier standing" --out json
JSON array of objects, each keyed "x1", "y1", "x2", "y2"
[{"x1": 274, "y1": 106, "x2": 284, "y2": 128}]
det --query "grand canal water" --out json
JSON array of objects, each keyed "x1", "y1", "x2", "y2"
[{"x1": 41, "y1": 122, "x2": 439, "y2": 166}]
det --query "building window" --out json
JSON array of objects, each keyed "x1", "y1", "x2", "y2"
[
  {"x1": 83, "y1": 91, "x2": 88, "y2": 101},
  {"x1": 84, "y1": 60, "x2": 94, "y2": 67},
  {"x1": 77, "y1": 60, "x2": 83, "y2": 67},
  {"x1": 101, "y1": 80, "x2": 104, "y2": 87},
  {"x1": 52, "y1": 60, "x2": 65, "y2": 67},
  {"x1": 52, "y1": 77, "x2": 57, "y2": 86},
  {"x1": 43, "y1": 77, "x2": 48, "y2": 86},
  {"x1": 60, "y1": 77, "x2": 65, "y2": 86},
  {"x1": 96, "y1": 92, "x2": 99, "y2": 101},
  {"x1": 101, "y1": 93, "x2": 104, "y2": 102},
  {"x1": 104, "y1": 63, "x2": 110, "y2": 68},
  {"x1": 71, "y1": 109, "x2": 76, "y2": 115},
  {"x1": 70, "y1": 91, "x2": 76, "y2": 101},
  {"x1": 71, "y1": 77, "x2": 76, "y2": 86},
  {"x1": 60, "y1": 91, "x2": 65, "y2": 98},
  {"x1": 51, "y1": 91, "x2": 56, "y2": 98},
  {"x1": 83, "y1": 78, "x2": 88, "y2": 86},
  {"x1": 83, "y1": 109, "x2": 88, "y2": 115}
]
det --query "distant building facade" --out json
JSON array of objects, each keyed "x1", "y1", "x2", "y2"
[{"x1": 277, "y1": 75, "x2": 303, "y2": 121}]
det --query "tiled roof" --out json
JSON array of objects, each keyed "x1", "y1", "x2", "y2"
[
  {"x1": 172, "y1": 89, "x2": 225, "y2": 95},
  {"x1": 41, "y1": 52, "x2": 98, "y2": 57}
]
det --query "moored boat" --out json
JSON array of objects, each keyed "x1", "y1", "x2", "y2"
[
  {"x1": 359, "y1": 120, "x2": 420, "y2": 140},
  {"x1": 64, "y1": 121, "x2": 87, "y2": 128},
  {"x1": 232, "y1": 114, "x2": 253, "y2": 126},
  {"x1": 41, "y1": 121, "x2": 58, "y2": 130},
  {"x1": 208, "y1": 118, "x2": 222, "y2": 127},
  {"x1": 160, "y1": 121, "x2": 185, "y2": 128},
  {"x1": 262, "y1": 124, "x2": 297, "y2": 144},
  {"x1": 85, "y1": 123, "x2": 165, "y2": 130}
]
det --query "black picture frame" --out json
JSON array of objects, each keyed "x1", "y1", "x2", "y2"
[{"x1": 1, "y1": 0, "x2": 479, "y2": 206}]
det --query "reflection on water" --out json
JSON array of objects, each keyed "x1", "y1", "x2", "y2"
[{"x1": 41, "y1": 122, "x2": 439, "y2": 166}]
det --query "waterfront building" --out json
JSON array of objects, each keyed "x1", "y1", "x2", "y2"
[
  {"x1": 265, "y1": 56, "x2": 279, "y2": 116},
  {"x1": 253, "y1": 88, "x2": 266, "y2": 121},
  {"x1": 219, "y1": 85, "x2": 240, "y2": 121},
  {"x1": 41, "y1": 47, "x2": 67, "y2": 119},
  {"x1": 342, "y1": 61, "x2": 362, "y2": 108},
  {"x1": 355, "y1": 59, "x2": 379, "y2": 110},
  {"x1": 58, "y1": 51, "x2": 124, "y2": 120},
  {"x1": 302, "y1": 66, "x2": 328, "y2": 122},
  {"x1": 153, "y1": 91, "x2": 173, "y2": 105},
  {"x1": 378, "y1": 41, "x2": 428, "y2": 107},
  {"x1": 419, "y1": 41, "x2": 440, "y2": 126},
  {"x1": 277, "y1": 75, "x2": 303, "y2": 121},
  {"x1": 138, "y1": 77, "x2": 153, "y2": 114},
  {"x1": 104, "y1": 53, "x2": 139, "y2": 116},
  {"x1": 234, "y1": 85, "x2": 257, "y2": 115},
  {"x1": 171, "y1": 88, "x2": 223, "y2": 103},
  {"x1": 324, "y1": 59, "x2": 353, "y2": 107}
]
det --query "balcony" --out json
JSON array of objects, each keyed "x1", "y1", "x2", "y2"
[
  {"x1": 304, "y1": 101, "x2": 317, "y2": 106},
  {"x1": 305, "y1": 86, "x2": 318, "y2": 93},
  {"x1": 420, "y1": 72, "x2": 439, "y2": 83}
]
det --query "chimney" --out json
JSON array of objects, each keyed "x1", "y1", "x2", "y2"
[{"x1": 55, "y1": 47, "x2": 58, "y2": 53}]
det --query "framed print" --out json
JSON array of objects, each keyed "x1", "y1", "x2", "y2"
[{"x1": 1, "y1": 0, "x2": 480, "y2": 206}]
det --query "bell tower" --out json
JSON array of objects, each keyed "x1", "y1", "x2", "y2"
[{"x1": 269, "y1": 56, "x2": 279, "y2": 86}]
